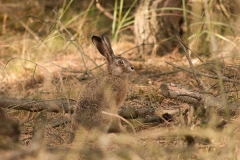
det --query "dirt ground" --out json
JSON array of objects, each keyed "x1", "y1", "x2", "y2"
[{"x1": 1, "y1": 38, "x2": 240, "y2": 160}]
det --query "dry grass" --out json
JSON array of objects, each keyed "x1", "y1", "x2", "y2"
[
  {"x1": 1, "y1": 1, "x2": 240, "y2": 160},
  {"x1": 1, "y1": 46, "x2": 240, "y2": 160}
]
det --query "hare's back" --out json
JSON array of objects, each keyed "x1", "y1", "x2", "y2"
[{"x1": 76, "y1": 76, "x2": 106, "y2": 111}]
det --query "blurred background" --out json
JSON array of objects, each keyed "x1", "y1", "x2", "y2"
[{"x1": 1, "y1": 0, "x2": 240, "y2": 159}]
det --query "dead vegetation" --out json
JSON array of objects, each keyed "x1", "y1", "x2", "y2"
[{"x1": 1, "y1": 0, "x2": 240, "y2": 160}]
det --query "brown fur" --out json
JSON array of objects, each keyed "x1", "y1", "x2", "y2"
[{"x1": 73, "y1": 35, "x2": 134, "y2": 133}]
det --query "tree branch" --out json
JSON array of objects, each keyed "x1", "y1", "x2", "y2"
[
  {"x1": 0, "y1": 97, "x2": 76, "y2": 113},
  {"x1": 160, "y1": 83, "x2": 240, "y2": 115}
]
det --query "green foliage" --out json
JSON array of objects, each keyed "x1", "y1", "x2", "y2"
[
  {"x1": 112, "y1": 0, "x2": 138, "y2": 41},
  {"x1": 160, "y1": 2, "x2": 236, "y2": 55}
]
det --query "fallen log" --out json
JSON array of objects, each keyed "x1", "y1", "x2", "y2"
[
  {"x1": 0, "y1": 96, "x2": 172, "y2": 124},
  {"x1": 0, "y1": 96, "x2": 76, "y2": 113},
  {"x1": 160, "y1": 83, "x2": 240, "y2": 115}
]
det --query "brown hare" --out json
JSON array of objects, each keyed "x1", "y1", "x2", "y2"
[{"x1": 74, "y1": 35, "x2": 134, "y2": 133}]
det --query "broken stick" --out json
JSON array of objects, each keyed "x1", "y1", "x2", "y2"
[{"x1": 160, "y1": 83, "x2": 240, "y2": 115}]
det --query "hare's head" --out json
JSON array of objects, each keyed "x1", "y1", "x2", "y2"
[{"x1": 92, "y1": 35, "x2": 134, "y2": 77}]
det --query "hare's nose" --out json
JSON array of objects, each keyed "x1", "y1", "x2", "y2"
[{"x1": 130, "y1": 66, "x2": 134, "y2": 71}]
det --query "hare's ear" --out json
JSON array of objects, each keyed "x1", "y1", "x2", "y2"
[
  {"x1": 92, "y1": 35, "x2": 114, "y2": 63},
  {"x1": 102, "y1": 35, "x2": 114, "y2": 54}
]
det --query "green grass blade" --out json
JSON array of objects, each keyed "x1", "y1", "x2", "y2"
[
  {"x1": 59, "y1": 0, "x2": 74, "y2": 20},
  {"x1": 112, "y1": 0, "x2": 118, "y2": 36},
  {"x1": 119, "y1": 0, "x2": 124, "y2": 21},
  {"x1": 113, "y1": 0, "x2": 138, "y2": 40}
]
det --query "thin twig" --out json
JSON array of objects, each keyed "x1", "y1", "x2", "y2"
[
  {"x1": 8, "y1": 13, "x2": 40, "y2": 41},
  {"x1": 56, "y1": 20, "x2": 104, "y2": 73},
  {"x1": 102, "y1": 111, "x2": 136, "y2": 135},
  {"x1": 216, "y1": 0, "x2": 235, "y2": 35},
  {"x1": 1, "y1": 57, "x2": 50, "y2": 89},
  {"x1": 178, "y1": 37, "x2": 218, "y2": 76},
  {"x1": 165, "y1": 61, "x2": 240, "y2": 84},
  {"x1": 203, "y1": 0, "x2": 230, "y2": 116},
  {"x1": 176, "y1": 35, "x2": 204, "y2": 90},
  {"x1": 95, "y1": 0, "x2": 114, "y2": 20}
]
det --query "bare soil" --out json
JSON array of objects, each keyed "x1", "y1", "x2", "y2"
[{"x1": 1, "y1": 39, "x2": 240, "y2": 159}]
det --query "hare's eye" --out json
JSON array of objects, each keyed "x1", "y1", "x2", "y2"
[{"x1": 118, "y1": 59, "x2": 124, "y2": 65}]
